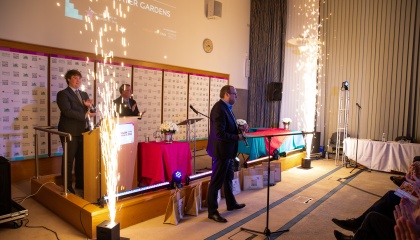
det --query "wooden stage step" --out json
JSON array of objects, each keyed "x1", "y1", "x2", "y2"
[{"x1": 31, "y1": 151, "x2": 305, "y2": 238}]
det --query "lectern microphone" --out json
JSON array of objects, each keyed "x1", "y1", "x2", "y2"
[
  {"x1": 89, "y1": 104, "x2": 96, "y2": 113},
  {"x1": 190, "y1": 105, "x2": 199, "y2": 114}
]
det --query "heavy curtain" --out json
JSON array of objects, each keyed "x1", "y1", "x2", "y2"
[{"x1": 248, "y1": 0, "x2": 288, "y2": 128}]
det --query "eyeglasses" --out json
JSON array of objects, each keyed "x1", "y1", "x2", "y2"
[{"x1": 228, "y1": 92, "x2": 237, "y2": 96}]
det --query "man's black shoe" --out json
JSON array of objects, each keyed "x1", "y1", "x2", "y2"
[
  {"x1": 67, "y1": 186, "x2": 76, "y2": 194},
  {"x1": 227, "y1": 203, "x2": 246, "y2": 211},
  {"x1": 390, "y1": 176, "x2": 405, "y2": 187},
  {"x1": 332, "y1": 218, "x2": 359, "y2": 233},
  {"x1": 334, "y1": 230, "x2": 354, "y2": 240},
  {"x1": 208, "y1": 213, "x2": 227, "y2": 223}
]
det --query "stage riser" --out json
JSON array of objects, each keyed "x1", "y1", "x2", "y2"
[
  {"x1": 31, "y1": 152, "x2": 305, "y2": 238},
  {"x1": 31, "y1": 177, "x2": 178, "y2": 239}
]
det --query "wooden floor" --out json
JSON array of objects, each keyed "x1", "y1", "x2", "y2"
[{"x1": 30, "y1": 152, "x2": 305, "y2": 239}]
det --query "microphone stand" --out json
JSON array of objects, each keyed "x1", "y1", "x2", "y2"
[
  {"x1": 190, "y1": 107, "x2": 209, "y2": 119},
  {"x1": 241, "y1": 133, "x2": 290, "y2": 238},
  {"x1": 350, "y1": 103, "x2": 365, "y2": 173},
  {"x1": 189, "y1": 107, "x2": 209, "y2": 174}
]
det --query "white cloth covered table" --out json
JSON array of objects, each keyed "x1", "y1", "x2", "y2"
[{"x1": 343, "y1": 138, "x2": 420, "y2": 173}]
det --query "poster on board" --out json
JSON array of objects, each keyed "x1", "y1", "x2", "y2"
[
  {"x1": 132, "y1": 66, "x2": 163, "y2": 141},
  {"x1": 163, "y1": 70, "x2": 188, "y2": 141},
  {"x1": 0, "y1": 49, "x2": 48, "y2": 160},
  {"x1": 188, "y1": 74, "x2": 209, "y2": 140}
]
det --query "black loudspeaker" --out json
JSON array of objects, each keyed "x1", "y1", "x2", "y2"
[
  {"x1": 311, "y1": 132, "x2": 321, "y2": 153},
  {"x1": 267, "y1": 82, "x2": 282, "y2": 101},
  {"x1": 0, "y1": 156, "x2": 12, "y2": 215}
]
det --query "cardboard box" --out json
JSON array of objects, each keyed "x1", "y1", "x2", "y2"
[
  {"x1": 241, "y1": 168, "x2": 264, "y2": 190},
  {"x1": 262, "y1": 161, "x2": 281, "y2": 182},
  {"x1": 221, "y1": 171, "x2": 241, "y2": 196},
  {"x1": 255, "y1": 165, "x2": 275, "y2": 186}
]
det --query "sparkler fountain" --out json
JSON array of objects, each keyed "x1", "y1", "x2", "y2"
[
  {"x1": 288, "y1": 0, "x2": 323, "y2": 166},
  {"x1": 81, "y1": 0, "x2": 131, "y2": 236}
]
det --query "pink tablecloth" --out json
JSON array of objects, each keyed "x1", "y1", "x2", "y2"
[{"x1": 138, "y1": 141, "x2": 192, "y2": 185}]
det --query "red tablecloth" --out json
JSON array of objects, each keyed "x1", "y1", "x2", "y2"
[
  {"x1": 138, "y1": 141, "x2": 192, "y2": 185},
  {"x1": 246, "y1": 128, "x2": 291, "y2": 155}
]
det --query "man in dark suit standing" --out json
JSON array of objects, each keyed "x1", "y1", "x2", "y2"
[
  {"x1": 113, "y1": 84, "x2": 146, "y2": 117},
  {"x1": 57, "y1": 69, "x2": 96, "y2": 194},
  {"x1": 207, "y1": 85, "x2": 247, "y2": 223}
]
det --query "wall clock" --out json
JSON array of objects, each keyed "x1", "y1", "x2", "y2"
[{"x1": 203, "y1": 38, "x2": 213, "y2": 53}]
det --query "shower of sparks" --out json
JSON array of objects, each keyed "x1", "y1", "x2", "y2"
[
  {"x1": 81, "y1": 0, "x2": 130, "y2": 224},
  {"x1": 97, "y1": 61, "x2": 120, "y2": 222},
  {"x1": 294, "y1": 0, "x2": 324, "y2": 158}
]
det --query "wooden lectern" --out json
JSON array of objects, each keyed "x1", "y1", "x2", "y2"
[{"x1": 83, "y1": 117, "x2": 139, "y2": 203}]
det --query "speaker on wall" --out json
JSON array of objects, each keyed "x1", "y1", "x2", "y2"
[
  {"x1": 0, "y1": 156, "x2": 12, "y2": 215},
  {"x1": 267, "y1": 82, "x2": 282, "y2": 101},
  {"x1": 207, "y1": 0, "x2": 222, "y2": 19}
]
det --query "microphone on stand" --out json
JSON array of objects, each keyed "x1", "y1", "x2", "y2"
[
  {"x1": 356, "y1": 103, "x2": 362, "y2": 109},
  {"x1": 88, "y1": 118, "x2": 101, "y2": 135},
  {"x1": 90, "y1": 104, "x2": 96, "y2": 113},
  {"x1": 239, "y1": 129, "x2": 249, "y2": 147},
  {"x1": 190, "y1": 104, "x2": 199, "y2": 114},
  {"x1": 236, "y1": 119, "x2": 249, "y2": 147}
]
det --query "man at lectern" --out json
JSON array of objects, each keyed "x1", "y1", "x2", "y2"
[
  {"x1": 57, "y1": 69, "x2": 96, "y2": 194},
  {"x1": 113, "y1": 84, "x2": 146, "y2": 117},
  {"x1": 206, "y1": 85, "x2": 247, "y2": 223}
]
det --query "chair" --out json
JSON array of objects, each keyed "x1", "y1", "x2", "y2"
[
  {"x1": 325, "y1": 132, "x2": 349, "y2": 159},
  {"x1": 395, "y1": 136, "x2": 414, "y2": 143}
]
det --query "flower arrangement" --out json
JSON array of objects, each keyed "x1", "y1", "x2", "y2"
[
  {"x1": 236, "y1": 119, "x2": 248, "y2": 133},
  {"x1": 160, "y1": 121, "x2": 179, "y2": 134},
  {"x1": 282, "y1": 118, "x2": 292, "y2": 124},
  {"x1": 282, "y1": 118, "x2": 292, "y2": 130},
  {"x1": 236, "y1": 119, "x2": 247, "y2": 126}
]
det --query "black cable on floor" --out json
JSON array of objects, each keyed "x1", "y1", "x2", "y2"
[
  {"x1": 13, "y1": 181, "x2": 57, "y2": 204},
  {"x1": 23, "y1": 218, "x2": 60, "y2": 240}
]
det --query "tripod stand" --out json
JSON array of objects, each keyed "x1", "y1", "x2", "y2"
[{"x1": 241, "y1": 135, "x2": 289, "y2": 238}]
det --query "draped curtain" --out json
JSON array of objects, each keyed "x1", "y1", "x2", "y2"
[{"x1": 248, "y1": 0, "x2": 288, "y2": 128}]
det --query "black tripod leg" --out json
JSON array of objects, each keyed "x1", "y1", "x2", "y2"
[
  {"x1": 240, "y1": 136, "x2": 290, "y2": 239},
  {"x1": 241, "y1": 227, "x2": 289, "y2": 239},
  {"x1": 271, "y1": 229, "x2": 290, "y2": 235}
]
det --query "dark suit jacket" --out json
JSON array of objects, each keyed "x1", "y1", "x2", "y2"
[
  {"x1": 206, "y1": 99, "x2": 239, "y2": 159},
  {"x1": 57, "y1": 87, "x2": 89, "y2": 136},
  {"x1": 113, "y1": 96, "x2": 140, "y2": 117}
]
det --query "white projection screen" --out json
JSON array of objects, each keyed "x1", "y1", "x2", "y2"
[{"x1": 0, "y1": 0, "x2": 181, "y2": 59}]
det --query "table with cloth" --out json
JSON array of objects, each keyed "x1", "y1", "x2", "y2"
[
  {"x1": 138, "y1": 141, "x2": 192, "y2": 185},
  {"x1": 343, "y1": 138, "x2": 420, "y2": 173},
  {"x1": 237, "y1": 128, "x2": 305, "y2": 160}
]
